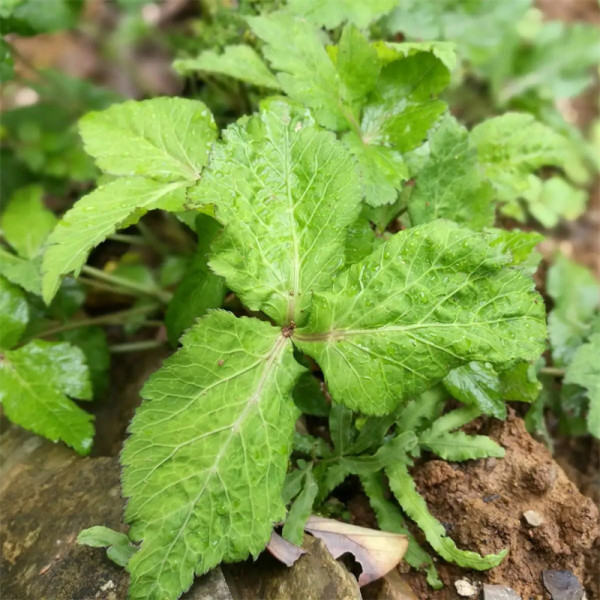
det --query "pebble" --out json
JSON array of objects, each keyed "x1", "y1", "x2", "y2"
[
  {"x1": 523, "y1": 509, "x2": 544, "y2": 527},
  {"x1": 482, "y1": 584, "x2": 522, "y2": 600},
  {"x1": 454, "y1": 579, "x2": 477, "y2": 597}
]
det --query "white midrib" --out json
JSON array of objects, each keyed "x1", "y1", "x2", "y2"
[
  {"x1": 283, "y1": 125, "x2": 300, "y2": 323},
  {"x1": 294, "y1": 315, "x2": 540, "y2": 343},
  {"x1": 148, "y1": 334, "x2": 288, "y2": 592}
]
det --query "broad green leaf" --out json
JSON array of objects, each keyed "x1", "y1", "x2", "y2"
[
  {"x1": 499, "y1": 361, "x2": 541, "y2": 403},
  {"x1": 0, "y1": 248, "x2": 42, "y2": 295},
  {"x1": 121, "y1": 311, "x2": 304, "y2": 600},
  {"x1": 486, "y1": 228, "x2": 543, "y2": 275},
  {"x1": 383, "y1": 0, "x2": 530, "y2": 66},
  {"x1": 547, "y1": 254, "x2": 599, "y2": 366},
  {"x1": 0, "y1": 37, "x2": 14, "y2": 83},
  {"x1": 248, "y1": 13, "x2": 344, "y2": 130},
  {"x1": 444, "y1": 362, "x2": 505, "y2": 419},
  {"x1": 295, "y1": 221, "x2": 546, "y2": 414},
  {"x1": 564, "y1": 333, "x2": 600, "y2": 438},
  {"x1": 346, "y1": 52, "x2": 449, "y2": 206},
  {"x1": 343, "y1": 134, "x2": 407, "y2": 207},
  {"x1": 420, "y1": 430, "x2": 505, "y2": 461},
  {"x1": 42, "y1": 177, "x2": 188, "y2": 303},
  {"x1": 288, "y1": 0, "x2": 397, "y2": 29},
  {"x1": 189, "y1": 103, "x2": 361, "y2": 326},
  {"x1": 78, "y1": 526, "x2": 137, "y2": 568},
  {"x1": 360, "y1": 471, "x2": 442, "y2": 589},
  {"x1": 387, "y1": 461, "x2": 507, "y2": 569},
  {"x1": 173, "y1": 45, "x2": 281, "y2": 89},
  {"x1": 0, "y1": 340, "x2": 94, "y2": 454},
  {"x1": 375, "y1": 41, "x2": 458, "y2": 72},
  {"x1": 79, "y1": 98, "x2": 216, "y2": 181},
  {"x1": 471, "y1": 113, "x2": 572, "y2": 202},
  {"x1": 0, "y1": 276, "x2": 28, "y2": 349},
  {"x1": 408, "y1": 115, "x2": 494, "y2": 230},
  {"x1": 336, "y1": 25, "x2": 380, "y2": 104},
  {"x1": 1, "y1": 0, "x2": 80, "y2": 34},
  {"x1": 165, "y1": 214, "x2": 226, "y2": 345},
  {"x1": 359, "y1": 53, "x2": 450, "y2": 154},
  {"x1": 497, "y1": 22, "x2": 600, "y2": 104},
  {"x1": 523, "y1": 176, "x2": 587, "y2": 229},
  {"x1": 282, "y1": 468, "x2": 318, "y2": 545},
  {"x1": 344, "y1": 215, "x2": 382, "y2": 265},
  {"x1": 57, "y1": 327, "x2": 110, "y2": 397},
  {"x1": 2, "y1": 185, "x2": 56, "y2": 259},
  {"x1": 292, "y1": 372, "x2": 330, "y2": 417}
]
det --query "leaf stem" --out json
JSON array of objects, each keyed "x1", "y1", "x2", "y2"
[
  {"x1": 539, "y1": 367, "x2": 566, "y2": 377},
  {"x1": 30, "y1": 304, "x2": 161, "y2": 340},
  {"x1": 108, "y1": 233, "x2": 147, "y2": 245},
  {"x1": 109, "y1": 340, "x2": 167, "y2": 353},
  {"x1": 82, "y1": 265, "x2": 172, "y2": 303},
  {"x1": 136, "y1": 222, "x2": 170, "y2": 255}
]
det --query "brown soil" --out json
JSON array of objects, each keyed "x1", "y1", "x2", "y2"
[{"x1": 402, "y1": 411, "x2": 599, "y2": 600}]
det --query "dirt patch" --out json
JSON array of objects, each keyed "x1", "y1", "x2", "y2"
[{"x1": 403, "y1": 411, "x2": 599, "y2": 599}]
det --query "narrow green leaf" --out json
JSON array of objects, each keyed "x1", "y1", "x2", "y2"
[
  {"x1": 78, "y1": 526, "x2": 137, "y2": 568},
  {"x1": 79, "y1": 98, "x2": 216, "y2": 182},
  {"x1": 0, "y1": 340, "x2": 94, "y2": 454},
  {"x1": 408, "y1": 115, "x2": 494, "y2": 230},
  {"x1": 0, "y1": 276, "x2": 28, "y2": 349},
  {"x1": 329, "y1": 403, "x2": 355, "y2": 455},
  {"x1": 387, "y1": 461, "x2": 507, "y2": 570},
  {"x1": 2, "y1": 185, "x2": 57, "y2": 259},
  {"x1": 288, "y1": 0, "x2": 397, "y2": 29},
  {"x1": 122, "y1": 311, "x2": 304, "y2": 600},
  {"x1": 42, "y1": 178, "x2": 188, "y2": 303},
  {"x1": 396, "y1": 389, "x2": 445, "y2": 435},
  {"x1": 282, "y1": 468, "x2": 318, "y2": 545},
  {"x1": 0, "y1": 248, "x2": 42, "y2": 296},
  {"x1": 564, "y1": 333, "x2": 600, "y2": 438},
  {"x1": 360, "y1": 472, "x2": 442, "y2": 589},
  {"x1": 189, "y1": 102, "x2": 361, "y2": 326},
  {"x1": 165, "y1": 214, "x2": 226, "y2": 345},
  {"x1": 295, "y1": 221, "x2": 546, "y2": 414},
  {"x1": 174, "y1": 45, "x2": 281, "y2": 89},
  {"x1": 420, "y1": 430, "x2": 505, "y2": 461}
]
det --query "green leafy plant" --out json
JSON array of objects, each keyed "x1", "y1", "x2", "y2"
[
  {"x1": 62, "y1": 87, "x2": 545, "y2": 598},
  {"x1": 3, "y1": 4, "x2": 599, "y2": 600}
]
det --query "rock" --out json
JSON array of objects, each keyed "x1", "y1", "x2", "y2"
[
  {"x1": 0, "y1": 423, "x2": 129, "y2": 599},
  {"x1": 482, "y1": 584, "x2": 522, "y2": 600},
  {"x1": 543, "y1": 570, "x2": 585, "y2": 600},
  {"x1": 0, "y1": 422, "x2": 232, "y2": 600},
  {"x1": 362, "y1": 569, "x2": 419, "y2": 600},
  {"x1": 523, "y1": 510, "x2": 544, "y2": 527},
  {"x1": 454, "y1": 578, "x2": 477, "y2": 597},
  {"x1": 225, "y1": 534, "x2": 361, "y2": 600},
  {"x1": 186, "y1": 568, "x2": 233, "y2": 600}
]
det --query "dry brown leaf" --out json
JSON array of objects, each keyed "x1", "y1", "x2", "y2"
[
  {"x1": 304, "y1": 516, "x2": 408, "y2": 586},
  {"x1": 266, "y1": 531, "x2": 306, "y2": 567}
]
